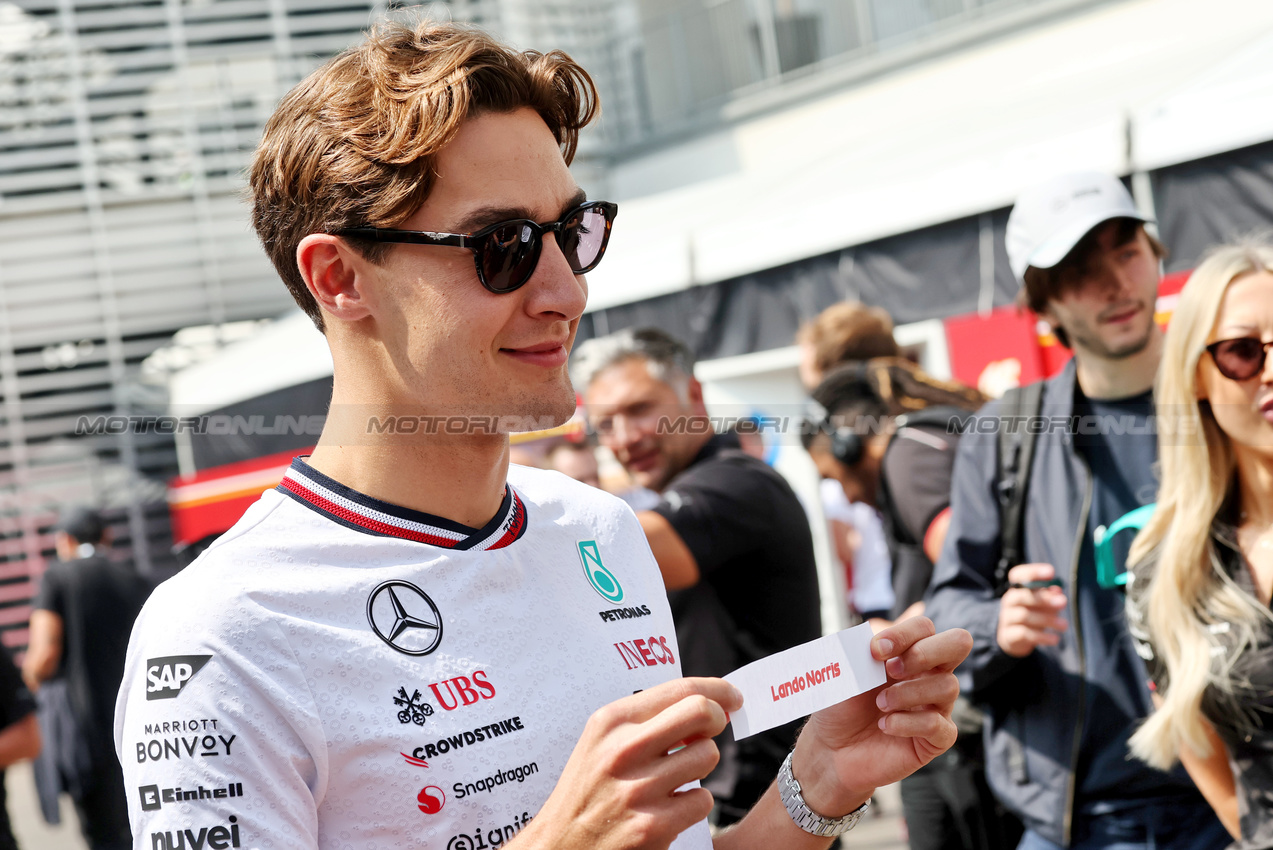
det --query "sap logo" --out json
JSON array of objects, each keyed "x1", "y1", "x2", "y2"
[
  {"x1": 417, "y1": 785, "x2": 445, "y2": 815},
  {"x1": 149, "y1": 816, "x2": 240, "y2": 849},
  {"x1": 145, "y1": 655, "x2": 212, "y2": 701},
  {"x1": 428, "y1": 670, "x2": 495, "y2": 711},
  {"x1": 614, "y1": 636, "x2": 675, "y2": 671},
  {"x1": 136, "y1": 734, "x2": 236, "y2": 763},
  {"x1": 139, "y1": 782, "x2": 245, "y2": 811}
]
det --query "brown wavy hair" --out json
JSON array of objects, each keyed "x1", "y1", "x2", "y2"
[{"x1": 249, "y1": 19, "x2": 600, "y2": 330}]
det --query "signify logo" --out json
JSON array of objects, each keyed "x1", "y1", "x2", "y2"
[
  {"x1": 446, "y1": 812, "x2": 533, "y2": 849},
  {"x1": 149, "y1": 816, "x2": 240, "y2": 849},
  {"x1": 579, "y1": 540, "x2": 623, "y2": 604},
  {"x1": 139, "y1": 782, "x2": 244, "y2": 811},
  {"x1": 145, "y1": 655, "x2": 212, "y2": 701}
]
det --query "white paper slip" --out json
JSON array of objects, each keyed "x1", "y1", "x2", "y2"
[{"x1": 724, "y1": 623, "x2": 887, "y2": 740}]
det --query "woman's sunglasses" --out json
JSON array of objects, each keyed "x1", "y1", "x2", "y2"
[
  {"x1": 1205, "y1": 337, "x2": 1273, "y2": 382},
  {"x1": 339, "y1": 200, "x2": 618, "y2": 294}
]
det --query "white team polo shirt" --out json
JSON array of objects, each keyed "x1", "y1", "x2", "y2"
[{"x1": 116, "y1": 459, "x2": 712, "y2": 850}]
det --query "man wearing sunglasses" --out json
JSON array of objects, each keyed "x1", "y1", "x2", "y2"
[
  {"x1": 926, "y1": 173, "x2": 1228, "y2": 850},
  {"x1": 116, "y1": 18, "x2": 971, "y2": 850}
]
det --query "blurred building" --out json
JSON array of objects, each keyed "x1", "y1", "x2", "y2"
[{"x1": 1, "y1": 0, "x2": 1272, "y2": 650}]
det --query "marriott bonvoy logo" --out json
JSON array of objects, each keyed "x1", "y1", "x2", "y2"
[{"x1": 770, "y1": 661, "x2": 842, "y2": 702}]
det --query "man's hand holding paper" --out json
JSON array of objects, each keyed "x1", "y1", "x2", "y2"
[{"x1": 715, "y1": 616, "x2": 973, "y2": 849}]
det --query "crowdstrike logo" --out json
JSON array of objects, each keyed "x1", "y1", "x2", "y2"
[
  {"x1": 145, "y1": 655, "x2": 212, "y2": 701},
  {"x1": 411, "y1": 716, "x2": 525, "y2": 760},
  {"x1": 417, "y1": 786, "x2": 446, "y2": 815},
  {"x1": 579, "y1": 539, "x2": 623, "y2": 604},
  {"x1": 366, "y1": 580, "x2": 444, "y2": 656}
]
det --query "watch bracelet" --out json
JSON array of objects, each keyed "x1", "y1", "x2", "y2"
[{"x1": 777, "y1": 750, "x2": 871, "y2": 837}]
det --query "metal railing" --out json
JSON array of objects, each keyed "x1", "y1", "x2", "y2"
[{"x1": 585, "y1": 0, "x2": 1101, "y2": 153}]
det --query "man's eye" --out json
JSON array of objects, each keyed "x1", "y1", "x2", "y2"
[{"x1": 595, "y1": 418, "x2": 613, "y2": 434}]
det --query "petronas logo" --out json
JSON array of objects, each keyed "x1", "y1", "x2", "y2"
[{"x1": 578, "y1": 540, "x2": 624, "y2": 604}]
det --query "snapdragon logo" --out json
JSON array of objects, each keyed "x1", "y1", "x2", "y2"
[{"x1": 452, "y1": 762, "x2": 539, "y2": 800}]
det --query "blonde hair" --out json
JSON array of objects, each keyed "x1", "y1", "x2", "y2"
[
  {"x1": 796, "y1": 302, "x2": 900, "y2": 376},
  {"x1": 1128, "y1": 239, "x2": 1273, "y2": 769},
  {"x1": 249, "y1": 20, "x2": 598, "y2": 330}
]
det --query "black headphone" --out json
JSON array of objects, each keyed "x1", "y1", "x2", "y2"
[
  {"x1": 830, "y1": 425, "x2": 864, "y2": 467},
  {"x1": 807, "y1": 361, "x2": 874, "y2": 467}
]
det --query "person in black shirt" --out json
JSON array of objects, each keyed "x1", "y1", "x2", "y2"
[
  {"x1": 575, "y1": 327, "x2": 822, "y2": 825},
  {"x1": 804, "y1": 358, "x2": 1017, "y2": 850},
  {"x1": 0, "y1": 647, "x2": 39, "y2": 850},
  {"x1": 24, "y1": 507, "x2": 151, "y2": 850}
]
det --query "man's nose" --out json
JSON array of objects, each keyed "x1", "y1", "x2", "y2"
[{"x1": 522, "y1": 233, "x2": 587, "y2": 321}]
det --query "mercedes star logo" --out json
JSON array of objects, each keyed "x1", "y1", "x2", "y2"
[{"x1": 366, "y1": 580, "x2": 444, "y2": 656}]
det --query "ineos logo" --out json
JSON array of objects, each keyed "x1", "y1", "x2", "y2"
[{"x1": 366, "y1": 581, "x2": 443, "y2": 656}]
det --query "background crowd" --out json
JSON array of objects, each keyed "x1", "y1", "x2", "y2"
[{"x1": 2, "y1": 7, "x2": 1273, "y2": 850}]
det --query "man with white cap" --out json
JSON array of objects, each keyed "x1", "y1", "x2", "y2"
[{"x1": 926, "y1": 173, "x2": 1229, "y2": 850}]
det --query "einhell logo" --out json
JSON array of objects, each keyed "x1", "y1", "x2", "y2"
[
  {"x1": 614, "y1": 636, "x2": 675, "y2": 671},
  {"x1": 771, "y1": 662, "x2": 842, "y2": 702},
  {"x1": 145, "y1": 655, "x2": 211, "y2": 701},
  {"x1": 139, "y1": 782, "x2": 244, "y2": 811},
  {"x1": 429, "y1": 670, "x2": 495, "y2": 711}
]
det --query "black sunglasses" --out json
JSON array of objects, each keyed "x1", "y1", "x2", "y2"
[
  {"x1": 338, "y1": 200, "x2": 618, "y2": 294},
  {"x1": 1206, "y1": 337, "x2": 1273, "y2": 381}
]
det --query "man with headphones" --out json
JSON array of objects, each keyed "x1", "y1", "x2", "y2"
[{"x1": 803, "y1": 359, "x2": 1017, "y2": 850}]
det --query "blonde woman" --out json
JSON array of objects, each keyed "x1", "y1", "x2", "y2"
[{"x1": 1127, "y1": 239, "x2": 1273, "y2": 849}]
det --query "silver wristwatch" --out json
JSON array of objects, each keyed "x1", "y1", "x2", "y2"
[{"x1": 777, "y1": 751, "x2": 871, "y2": 837}]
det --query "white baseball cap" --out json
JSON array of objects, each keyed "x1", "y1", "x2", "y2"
[{"x1": 1005, "y1": 172, "x2": 1151, "y2": 282}]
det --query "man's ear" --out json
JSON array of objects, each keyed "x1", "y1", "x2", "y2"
[
  {"x1": 297, "y1": 234, "x2": 375, "y2": 323},
  {"x1": 687, "y1": 376, "x2": 707, "y2": 414}
]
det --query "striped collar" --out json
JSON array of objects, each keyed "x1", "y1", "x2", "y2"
[{"x1": 276, "y1": 457, "x2": 527, "y2": 551}]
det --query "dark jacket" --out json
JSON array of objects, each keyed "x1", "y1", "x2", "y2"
[{"x1": 926, "y1": 359, "x2": 1160, "y2": 845}]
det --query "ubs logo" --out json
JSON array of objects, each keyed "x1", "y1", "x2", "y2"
[
  {"x1": 579, "y1": 540, "x2": 623, "y2": 604},
  {"x1": 394, "y1": 687, "x2": 434, "y2": 725},
  {"x1": 366, "y1": 580, "x2": 443, "y2": 656},
  {"x1": 145, "y1": 655, "x2": 212, "y2": 701}
]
